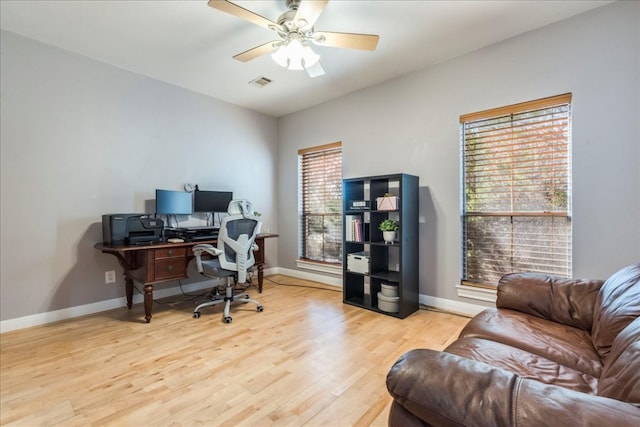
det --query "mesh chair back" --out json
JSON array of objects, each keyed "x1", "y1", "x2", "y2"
[{"x1": 217, "y1": 214, "x2": 260, "y2": 283}]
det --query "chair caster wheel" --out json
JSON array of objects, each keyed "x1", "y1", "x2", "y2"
[
  {"x1": 193, "y1": 311, "x2": 201, "y2": 318},
  {"x1": 224, "y1": 316, "x2": 232, "y2": 323},
  {"x1": 257, "y1": 306, "x2": 263, "y2": 312}
]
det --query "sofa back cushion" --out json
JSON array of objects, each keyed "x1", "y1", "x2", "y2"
[
  {"x1": 591, "y1": 263, "x2": 640, "y2": 359},
  {"x1": 497, "y1": 272, "x2": 603, "y2": 331},
  {"x1": 597, "y1": 316, "x2": 640, "y2": 403}
]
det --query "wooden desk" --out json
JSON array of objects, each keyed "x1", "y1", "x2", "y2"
[{"x1": 94, "y1": 233, "x2": 278, "y2": 323}]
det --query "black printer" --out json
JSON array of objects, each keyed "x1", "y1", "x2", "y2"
[{"x1": 102, "y1": 214, "x2": 164, "y2": 245}]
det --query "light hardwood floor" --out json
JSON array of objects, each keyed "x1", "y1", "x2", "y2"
[{"x1": 1, "y1": 274, "x2": 469, "y2": 426}]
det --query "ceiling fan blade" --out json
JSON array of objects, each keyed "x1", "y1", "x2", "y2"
[
  {"x1": 208, "y1": 0, "x2": 279, "y2": 31},
  {"x1": 314, "y1": 31, "x2": 379, "y2": 51},
  {"x1": 305, "y1": 61, "x2": 325, "y2": 78},
  {"x1": 295, "y1": 0, "x2": 328, "y2": 29},
  {"x1": 233, "y1": 41, "x2": 278, "y2": 62}
]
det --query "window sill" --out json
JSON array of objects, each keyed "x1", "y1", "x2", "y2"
[
  {"x1": 456, "y1": 284, "x2": 497, "y2": 303},
  {"x1": 296, "y1": 259, "x2": 342, "y2": 275}
]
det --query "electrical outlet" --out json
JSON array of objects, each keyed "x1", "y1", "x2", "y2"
[{"x1": 105, "y1": 270, "x2": 116, "y2": 284}]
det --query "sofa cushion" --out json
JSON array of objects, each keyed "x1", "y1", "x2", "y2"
[
  {"x1": 598, "y1": 316, "x2": 640, "y2": 403},
  {"x1": 460, "y1": 308, "x2": 602, "y2": 377},
  {"x1": 591, "y1": 263, "x2": 640, "y2": 360},
  {"x1": 386, "y1": 348, "x2": 640, "y2": 427},
  {"x1": 497, "y1": 272, "x2": 603, "y2": 331},
  {"x1": 446, "y1": 337, "x2": 598, "y2": 393}
]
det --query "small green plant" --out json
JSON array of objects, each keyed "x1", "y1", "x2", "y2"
[{"x1": 378, "y1": 219, "x2": 399, "y2": 231}]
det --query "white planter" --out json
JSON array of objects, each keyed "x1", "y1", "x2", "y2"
[{"x1": 382, "y1": 230, "x2": 397, "y2": 244}]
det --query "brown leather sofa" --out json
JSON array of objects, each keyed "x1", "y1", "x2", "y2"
[{"x1": 386, "y1": 263, "x2": 640, "y2": 426}]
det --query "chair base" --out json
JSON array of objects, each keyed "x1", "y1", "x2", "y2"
[{"x1": 193, "y1": 277, "x2": 263, "y2": 323}]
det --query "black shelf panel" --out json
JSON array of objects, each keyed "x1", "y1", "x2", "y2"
[
  {"x1": 345, "y1": 270, "x2": 368, "y2": 277},
  {"x1": 369, "y1": 241, "x2": 399, "y2": 247},
  {"x1": 371, "y1": 270, "x2": 400, "y2": 282},
  {"x1": 345, "y1": 300, "x2": 400, "y2": 317},
  {"x1": 344, "y1": 296, "x2": 366, "y2": 307},
  {"x1": 345, "y1": 240, "x2": 399, "y2": 246}
]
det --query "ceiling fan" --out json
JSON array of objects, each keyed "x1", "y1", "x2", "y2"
[{"x1": 208, "y1": 0, "x2": 379, "y2": 78}]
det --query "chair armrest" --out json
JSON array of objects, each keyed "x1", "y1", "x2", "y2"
[
  {"x1": 386, "y1": 349, "x2": 640, "y2": 427},
  {"x1": 192, "y1": 244, "x2": 223, "y2": 257},
  {"x1": 497, "y1": 273, "x2": 603, "y2": 330},
  {"x1": 192, "y1": 244, "x2": 223, "y2": 273}
]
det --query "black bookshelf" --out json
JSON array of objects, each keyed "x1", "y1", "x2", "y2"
[{"x1": 342, "y1": 173, "x2": 419, "y2": 318}]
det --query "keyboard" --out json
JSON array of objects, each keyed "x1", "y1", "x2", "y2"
[
  {"x1": 181, "y1": 226, "x2": 219, "y2": 232},
  {"x1": 189, "y1": 233, "x2": 218, "y2": 241},
  {"x1": 179, "y1": 226, "x2": 219, "y2": 241},
  {"x1": 165, "y1": 226, "x2": 218, "y2": 241}
]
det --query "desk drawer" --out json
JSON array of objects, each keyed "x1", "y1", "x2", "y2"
[
  {"x1": 155, "y1": 247, "x2": 187, "y2": 259},
  {"x1": 154, "y1": 258, "x2": 187, "y2": 280}
]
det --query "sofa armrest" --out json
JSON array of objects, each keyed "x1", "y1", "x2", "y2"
[
  {"x1": 387, "y1": 349, "x2": 514, "y2": 426},
  {"x1": 386, "y1": 349, "x2": 640, "y2": 427},
  {"x1": 497, "y1": 272, "x2": 603, "y2": 330}
]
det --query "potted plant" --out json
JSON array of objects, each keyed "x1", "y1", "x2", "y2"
[{"x1": 379, "y1": 219, "x2": 399, "y2": 244}]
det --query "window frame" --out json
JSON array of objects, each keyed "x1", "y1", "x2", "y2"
[
  {"x1": 298, "y1": 141, "x2": 343, "y2": 266},
  {"x1": 460, "y1": 93, "x2": 572, "y2": 287}
]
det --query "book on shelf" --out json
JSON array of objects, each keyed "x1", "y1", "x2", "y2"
[{"x1": 345, "y1": 215, "x2": 366, "y2": 242}]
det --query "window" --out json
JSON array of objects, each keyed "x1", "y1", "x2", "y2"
[
  {"x1": 298, "y1": 142, "x2": 343, "y2": 264},
  {"x1": 461, "y1": 94, "x2": 572, "y2": 287}
]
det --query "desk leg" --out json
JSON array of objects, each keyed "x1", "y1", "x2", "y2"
[
  {"x1": 257, "y1": 264, "x2": 264, "y2": 293},
  {"x1": 143, "y1": 284, "x2": 153, "y2": 323},
  {"x1": 125, "y1": 278, "x2": 134, "y2": 309},
  {"x1": 106, "y1": 251, "x2": 135, "y2": 310}
]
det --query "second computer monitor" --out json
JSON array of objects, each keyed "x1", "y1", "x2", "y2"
[
  {"x1": 156, "y1": 189, "x2": 193, "y2": 215},
  {"x1": 193, "y1": 190, "x2": 233, "y2": 213}
]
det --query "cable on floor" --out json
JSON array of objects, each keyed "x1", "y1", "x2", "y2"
[
  {"x1": 264, "y1": 276, "x2": 342, "y2": 293},
  {"x1": 131, "y1": 271, "x2": 259, "y2": 304}
]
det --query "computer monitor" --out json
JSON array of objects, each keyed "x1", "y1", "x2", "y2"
[
  {"x1": 193, "y1": 190, "x2": 233, "y2": 213},
  {"x1": 155, "y1": 189, "x2": 193, "y2": 215}
]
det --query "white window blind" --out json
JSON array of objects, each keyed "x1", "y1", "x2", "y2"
[
  {"x1": 461, "y1": 93, "x2": 572, "y2": 286},
  {"x1": 298, "y1": 142, "x2": 342, "y2": 264}
]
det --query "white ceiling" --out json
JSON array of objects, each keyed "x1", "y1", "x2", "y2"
[{"x1": 1, "y1": 0, "x2": 612, "y2": 117}]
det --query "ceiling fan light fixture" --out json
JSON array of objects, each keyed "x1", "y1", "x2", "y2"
[
  {"x1": 210, "y1": 0, "x2": 378, "y2": 77},
  {"x1": 271, "y1": 38, "x2": 319, "y2": 71}
]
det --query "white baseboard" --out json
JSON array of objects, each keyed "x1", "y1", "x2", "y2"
[
  {"x1": 272, "y1": 267, "x2": 488, "y2": 317},
  {"x1": 1, "y1": 267, "x2": 487, "y2": 332},
  {"x1": 0, "y1": 279, "x2": 218, "y2": 334},
  {"x1": 272, "y1": 267, "x2": 343, "y2": 287},
  {"x1": 419, "y1": 294, "x2": 488, "y2": 317},
  {"x1": 0, "y1": 298, "x2": 124, "y2": 334}
]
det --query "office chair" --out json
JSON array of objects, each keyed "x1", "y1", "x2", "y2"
[{"x1": 192, "y1": 200, "x2": 263, "y2": 323}]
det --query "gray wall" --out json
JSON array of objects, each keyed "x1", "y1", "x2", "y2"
[
  {"x1": 1, "y1": 1, "x2": 638, "y2": 324},
  {"x1": 277, "y1": 1, "x2": 640, "y2": 304},
  {"x1": 0, "y1": 31, "x2": 279, "y2": 321}
]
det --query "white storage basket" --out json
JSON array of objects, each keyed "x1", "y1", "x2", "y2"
[{"x1": 377, "y1": 292, "x2": 399, "y2": 313}]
